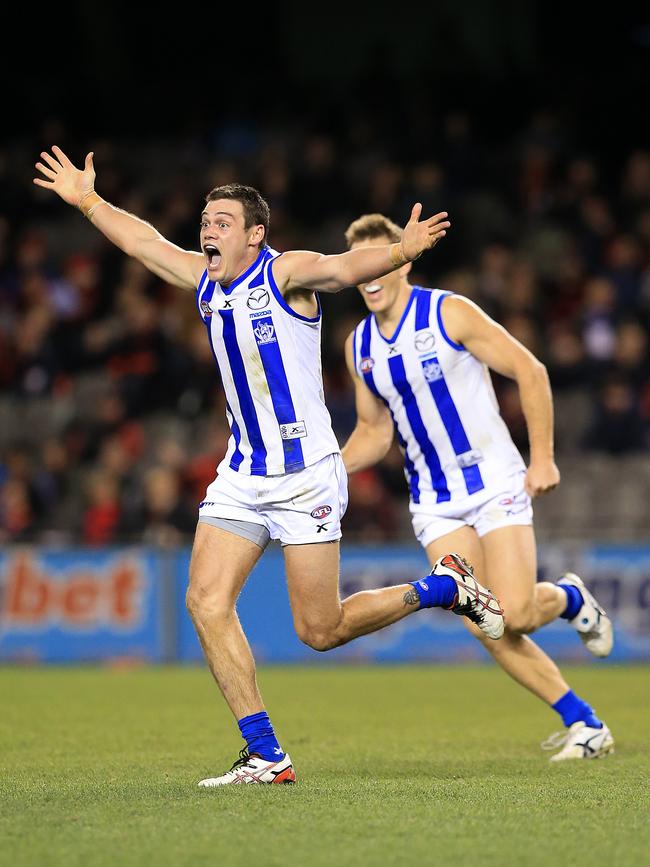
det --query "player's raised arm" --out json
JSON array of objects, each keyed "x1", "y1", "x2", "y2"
[
  {"x1": 34, "y1": 146, "x2": 204, "y2": 290},
  {"x1": 273, "y1": 204, "x2": 450, "y2": 293},
  {"x1": 441, "y1": 294, "x2": 560, "y2": 498},
  {"x1": 340, "y1": 332, "x2": 394, "y2": 473}
]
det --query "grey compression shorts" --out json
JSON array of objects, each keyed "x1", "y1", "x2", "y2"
[
  {"x1": 198, "y1": 516, "x2": 271, "y2": 550},
  {"x1": 198, "y1": 515, "x2": 339, "y2": 548}
]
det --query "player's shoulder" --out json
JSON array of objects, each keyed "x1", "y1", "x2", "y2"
[
  {"x1": 351, "y1": 312, "x2": 373, "y2": 339},
  {"x1": 345, "y1": 314, "x2": 373, "y2": 362}
]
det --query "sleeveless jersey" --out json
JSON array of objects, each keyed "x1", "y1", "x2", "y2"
[
  {"x1": 352, "y1": 286, "x2": 525, "y2": 504},
  {"x1": 196, "y1": 247, "x2": 339, "y2": 476}
]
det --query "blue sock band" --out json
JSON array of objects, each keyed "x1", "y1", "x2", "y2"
[
  {"x1": 559, "y1": 584, "x2": 584, "y2": 620},
  {"x1": 552, "y1": 690, "x2": 603, "y2": 729},
  {"x1": 237, "y1": 711, "x2": 284, "y2": 762},
  {"x1": 410, "y1": 575, "x2": 458, "y2": 609}
]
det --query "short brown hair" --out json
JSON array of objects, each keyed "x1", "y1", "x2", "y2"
[
  {"x1": 206, "y1": 184, "x2": 270, "y2": 248},
  {"x1": 345, "y1": 213, "x2": 402, "y2": 248}
]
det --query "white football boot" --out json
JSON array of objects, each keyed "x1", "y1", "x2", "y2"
[
  {"x1": 558, "y1": 572, "x2": 613, "y2": 657},
  {"x1": 198, "y1": 749, "x2": 296, "y2": 787},
  {"x1": 542, "y1": 721, "x2": 615, "y2": 761},
  {"x1": 431, "y1": 553, "x2": 505, "y2": 640}
]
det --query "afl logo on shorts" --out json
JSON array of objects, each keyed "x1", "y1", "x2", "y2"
[
  {"x1": 311, "y1": 504, "x2": 332, "y2": 520},
  {"x1": 360, "y1": 357, "x2": 375, "y2": 373},
  {"x1": 415, "y1": 330, "x2": 435, "y2": 352},
  {"x1": 200, "y1": 300, "x2": 212, "y2": 318},
  {"x1": 247, "y1": 288, "x2": 270, "y2": 309}
]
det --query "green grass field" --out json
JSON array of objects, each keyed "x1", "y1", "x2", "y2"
[{"x1": 2, "y1": 665, "x2": 649, "y2": 867}]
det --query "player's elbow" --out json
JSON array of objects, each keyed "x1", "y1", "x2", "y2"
[
  {"x1": 378, "y1": 426, "x2": 394, "y2": 458},
  {"x1": 521, "y1": 357, "x2": 548, "y2": 381}
]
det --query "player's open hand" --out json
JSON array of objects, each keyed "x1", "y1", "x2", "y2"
[
  {"x1": 401, "y1": 203, "x2": 450, "y2": 262},
  {"x1": 34, "y1": 146, "x2": 96, "y2": 208},
  {"x1": 525, "y1": 459, "x2": 560, "y2": 498}
]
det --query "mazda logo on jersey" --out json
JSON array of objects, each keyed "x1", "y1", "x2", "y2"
[
  {"x1": 360, "y1": 357, "x2": 375, "y2": 373},
  {"x1": 415, "y1": 330, "x2": 435, "y2": 352},
  {"x1": 247, "y1": 288, "x2": 270, "y2": 309},
  {"x1": 311, "y1": 505, "x2": 332, "y2": 519}
]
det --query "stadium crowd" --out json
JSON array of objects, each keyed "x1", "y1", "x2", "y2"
[{"x1": 1, "y1": 110, "x2": 649, "y2": 545}]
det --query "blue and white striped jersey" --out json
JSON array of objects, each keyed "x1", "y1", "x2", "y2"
[
  {"x1": 352, "y1": 286, "x2": 525, "y2": 504},
  {"x1": 196, "y1": 247, "x2": 339, "y2": 476}
]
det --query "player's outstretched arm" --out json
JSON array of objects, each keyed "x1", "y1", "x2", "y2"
[
  {"x1": 34, "y1": 146, "x2": 203, "y2": 290},
  {"x1": 274, "y1": 204, "x2": 450, "y2": 293},
  {"x1": 340, "y1": 333, "x2": 394, "y2": 473},
  {"x1": 441, "y1": 295, "x2": 560, "y2": 497}
]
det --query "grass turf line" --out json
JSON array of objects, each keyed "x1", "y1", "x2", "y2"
[{"x1": 1, "y1": 665, "x2": 649, "y2": 867}]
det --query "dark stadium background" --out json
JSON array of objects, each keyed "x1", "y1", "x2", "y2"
[{"x1": 1, "y1": 2, "x2": 648, "y2": 658}]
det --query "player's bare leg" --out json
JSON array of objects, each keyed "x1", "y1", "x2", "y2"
[
  {"x1": 283, "y1": 540, "x2": 503, "y2": 650},
  {"x1": 426, "y1": 524, "x2": 613, "y2": 758},
  {"x1": 186, "y1": 522, "x2": 266, "y2": 718},
  {"x1": 480, "y1": 525, "x2": 567, "y2": 632},
  {"x1": 426, "y1": 524, "x2": 569, "y2": 705},
  {"x1": 284, "y1": 541, "x2": 415, "y2": 650},
  {"x1": 188, "y1": 522, "x2": 296, "y2": 786}
]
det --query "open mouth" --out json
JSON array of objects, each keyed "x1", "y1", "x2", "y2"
[
  {"x1": 204, "y1": 244, "x2": 222, "y2": 269},
  {"x1": 364, "y1": 283, "x2": 383, "y2": 295}
]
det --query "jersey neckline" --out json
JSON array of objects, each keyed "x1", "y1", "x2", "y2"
[
  {"x1": 372, "y1": 285, "x2": 420, "y2": 344},
  {"x1": 217, "y1": 247, "x2": 270, "y2": 295}
]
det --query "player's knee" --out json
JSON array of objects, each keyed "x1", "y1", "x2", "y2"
[
  {"x1": 505, "y1": 606, "x2": 537, "y2": 634},
  {"x1": 186, "y1": 581, "x2": 232, "y2": 621},
  {"x1": 294, "y1": 622, "x2": 340, "y2": 652}
]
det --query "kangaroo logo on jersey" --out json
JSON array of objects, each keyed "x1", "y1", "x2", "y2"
[
  {"x1": 360, "y1": 357, "x2": 375, "y2": 373},
  {"x1": 422, "y1": 359, "x2": 443, "y2": 382},
  {"x1": 247, "y1": 288, "x2": 270, "y2": 310},
  {"x1": 253, "y1": 322, "x2": 277, "y2": 344},
  {"x1": 415, "y1": 330, "x2": 436, "y2": 352},
  {"x1": 200, "y1": 300, "x2": 212, "y2": 318},
  {"x1": 311, "y1": 504, "x2": 332, "y2": 519}
]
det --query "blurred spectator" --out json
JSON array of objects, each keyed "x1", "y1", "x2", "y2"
[
  {"x1": 344, "y1": 470, "x2": 399, "y2": 541},
  {"x1": 0, "y1": 479, "x2": 37, "y2": 543},
  {"x1": 82, "y1": 470, "x2": 122, "y2": 545},
  {"x1": 581, "y1": 277, "x2": 617, "y2": 363},
  {"x1": 119, "y1": 466, "x2": 195, "y2": 546},
  {"x1": 583, "y1": 378, "x2": 648, "y2": 455}
]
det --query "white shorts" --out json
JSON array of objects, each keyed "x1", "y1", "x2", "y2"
[
  {"x1": 198, "y1": 452, "x2": 348, "y2": 546},
  {"x1": 411, "y1": 469, "x2": 533, "y2": 548}
]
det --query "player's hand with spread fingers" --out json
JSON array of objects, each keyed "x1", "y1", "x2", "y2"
[
  {"x1": 525, "y1": 459, "x2": 561, "y2": 497},
  {"x1": 400, "y1": 203, "x2": 450, "y2": 262},
  {"x1": 34, "y1": 146, "x2": 96, "y2": 208}
]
